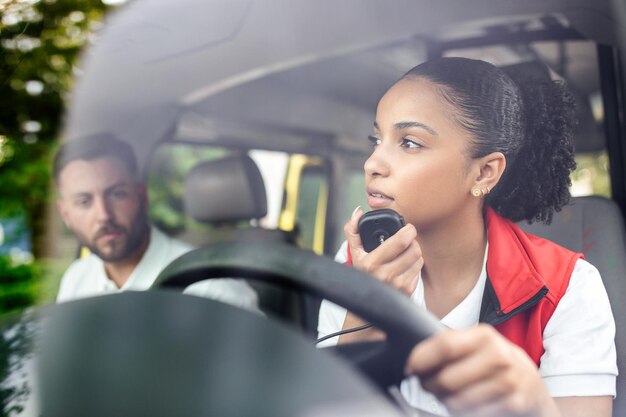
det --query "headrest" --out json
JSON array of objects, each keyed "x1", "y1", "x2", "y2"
[{"x1": 184, "y1": 154, "x2": 267, "y2": 224}]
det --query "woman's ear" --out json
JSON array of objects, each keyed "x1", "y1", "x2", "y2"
[{"x1": 474, "y1": 152, "x2": 506, "y2": 192}]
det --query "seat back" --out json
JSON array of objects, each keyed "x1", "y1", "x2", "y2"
[
  {"x1": 182, "y1": 154, "x2": 304, "y2": 326},
  {"x1": 517, "y1": 196, "x2": 625, "y2": 415}
]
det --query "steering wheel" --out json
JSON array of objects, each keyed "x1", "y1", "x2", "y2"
[{"x1": 152, "y1": 240, "x2": 443, "y2": 389}]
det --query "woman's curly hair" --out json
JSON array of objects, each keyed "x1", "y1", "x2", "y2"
[{"x1": 403, "y1": 57, "x2": 577, "y2": 224}]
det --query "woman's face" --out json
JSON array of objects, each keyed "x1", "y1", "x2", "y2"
[{"x1": 365, "y1": 76, "x2": 479, "y2": 230}]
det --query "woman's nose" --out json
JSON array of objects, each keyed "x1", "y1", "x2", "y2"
[{"x1": 364, "y1": 145, "x2": 390, "y2": 178}]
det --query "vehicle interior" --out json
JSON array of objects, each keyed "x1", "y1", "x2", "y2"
[{"x1": 3, "y1": 0, "x2": 626, "y2": 415}]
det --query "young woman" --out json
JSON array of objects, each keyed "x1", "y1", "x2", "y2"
[{"x1": 318, "y1": 57, "x2": 617, "y2": 417}]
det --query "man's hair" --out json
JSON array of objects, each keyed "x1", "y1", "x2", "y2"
[{"x1": 53, "y1": 133, "x2": 138, "y2": 184}]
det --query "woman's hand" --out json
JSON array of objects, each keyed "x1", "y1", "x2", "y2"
[
  {"x1": 346, "y1": 207, "x2": 423, "y2": 297},
  {"x1": 338, "y1": 207, "x2": 423, "y2": 343},
  {"x1": 405, "y1": 324, "x2": 560, "y2": 417}
]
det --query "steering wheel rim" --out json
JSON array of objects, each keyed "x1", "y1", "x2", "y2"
[{"x1": 153, "y1": 240, "x2": 443, "y2": 387}]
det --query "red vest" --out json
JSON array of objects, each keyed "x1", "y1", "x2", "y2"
[
  {"x1": 482, "y1": 208, "x2": 582, "y2": 365},
  {"x1": 345, "y1": 208, "x2": 582, "y2": 366}
]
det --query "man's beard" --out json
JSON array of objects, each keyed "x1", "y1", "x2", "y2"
[{"x1": 74, "y1": 207, "x2": 150, "y2": 262}]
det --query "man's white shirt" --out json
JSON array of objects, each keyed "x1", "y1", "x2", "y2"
[{"x1": 56, "y1": 226, "x2": 258, "y2": 310}]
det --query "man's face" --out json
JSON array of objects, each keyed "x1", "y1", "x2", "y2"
[{"x1": 57, "y1": 157, "x2": 149, "y2": 262}]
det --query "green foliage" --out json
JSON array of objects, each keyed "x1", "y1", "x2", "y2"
[
  {"x1": 0, "y1": 256, "x2": 38, "y2": 315},
  {"x1": 572, "y1": 151, "x2": 611, "y2": 197},
  {"x1": 0, "y1": 0, "x2": 112, "y2": 256},
  {"x1": 36, "y1": 257, "x2": 69, "y2": 305},
  {"x1": 0, "y1": 0, "x2": 120, "y2": 314}
]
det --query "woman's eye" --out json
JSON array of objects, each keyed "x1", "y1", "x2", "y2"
[
  {"x1": 401, "y1": 138, "x2": 421, "y2": 149},
  {"x1": 367, "y1": 135, "x2": 381, "y2": 147}
]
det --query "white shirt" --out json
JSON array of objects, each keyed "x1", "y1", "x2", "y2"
[
  {"x1": 56, "y1": 226, "x2": 259, "y2": 311},
  {"x1": 317, "y1": 241, "x2": 617, "y2": 416}
]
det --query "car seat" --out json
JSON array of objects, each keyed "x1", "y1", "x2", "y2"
[
  {"x1": 517, "y1": 196, "x2": 625, "y2": 416},
  {"x1": 182, "y1": 153, "x2": 310, "y2": 330}
]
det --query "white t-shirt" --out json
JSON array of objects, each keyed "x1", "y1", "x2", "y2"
[
  {"x1": 317, "y1": 241, "x2": 617, "y2": 416},
  {"x1": 56, "y1": 226, "x2": 259, "y2": 311}
]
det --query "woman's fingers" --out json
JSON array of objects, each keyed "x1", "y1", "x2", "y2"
[
  {"x1": 367, "y1": 223, "x2": 418, "y2": 264},
  {"x1": 371, "y1": 240, "x2": 423, "y2": 294},
  {"x1": 409, "y1": 324, "x2": 516, "y2": 372},
  {"x1": 344, "y1": 208, "x2": 422, "y2": 296},
  {"x1": 406, "y1": 325, "x2": 551, "y2": 417},
  {"x1": 344, "y1": 206, "x2": 364, "y2": 255},
  {"x1": 356, "y1": 224, "x2": 421, "y2": 295},
  {"x1": 442, "y1": 372, "x2": 518, "y2": 415}
]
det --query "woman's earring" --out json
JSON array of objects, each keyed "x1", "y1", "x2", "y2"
[
  {"x1": 471, "y1": 188, "x2": 482, "y2": 197},
  {"x1": 486, "y1": 186, "x2": 491, "y2": 194}
]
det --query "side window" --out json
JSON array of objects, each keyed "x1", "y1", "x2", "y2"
[
  {"x1": 571, "y1": 90, "x2": 610, "y2": 197},
  {"x1": 333, "y1": 164, "x2": 368, "y2": 254},
  {"x1": 572, "y1": 151, "x2": 610, "y2": 197},
  {"x1": 278, "y1": 154, "x2": 330, "y2": 255},
  {"x1": 297, "y1": 166, "x2": 327, "y2": 253}
]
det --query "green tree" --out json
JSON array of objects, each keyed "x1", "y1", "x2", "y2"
[{"x1": 0, "y1": 0, "x2": 118, "y2": 314}]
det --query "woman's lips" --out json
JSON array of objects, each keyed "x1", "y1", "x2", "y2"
[{"x1": 367, "y1": 190, "x2": 394, "y2": 208}]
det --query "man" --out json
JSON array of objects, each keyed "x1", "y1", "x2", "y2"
[{"x1": 54, "y1": 135, "x2": 258, "y2": 310}]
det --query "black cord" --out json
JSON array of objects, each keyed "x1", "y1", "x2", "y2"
[{"x1": 315, "y1": 323, "x2": 373, "y2": 345}]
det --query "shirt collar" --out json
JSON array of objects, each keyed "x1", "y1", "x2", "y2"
[{"x1": 411, "y1": 242, "x2": 489, "y2": 329}]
